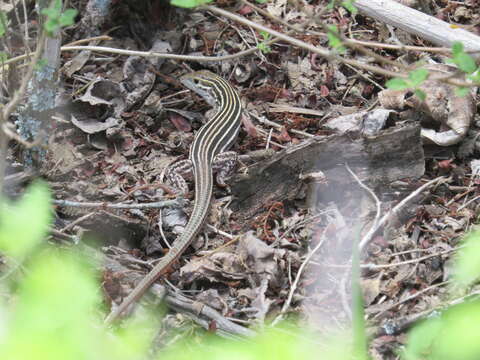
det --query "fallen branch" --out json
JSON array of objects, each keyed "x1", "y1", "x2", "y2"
[
  {"x1": 355, "y1": 0, "x2": 480, "y2": 56},
  {"x1": 53, "y1": 199, "x2": 184, "y2": 209}
]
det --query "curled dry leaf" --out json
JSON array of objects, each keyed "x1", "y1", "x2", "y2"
[
  {"x1": 325, "y1": 108, "x2": 396, "y2": 136},
  {"x1": 361, "y1": 275, "x2": 382, "y2": 306},
  {"x1": 121, "y1": 56, "x2": 156, "y2": 110},
  {"x1": 179, "y1": 252, "x2": 246, "y2": 285},
  {"x1": 63, "y1": 50, "x2": 91, "y2": 78},
  {"x1": 70, "y1": 79, "x2": 125, "y2": 134},
  {"x1": 437, "y1": 159, "x2": 454, "y2": 170},
  {"x1": 470, "y1": 159, "x2": 480, "y2": 176},
  {"x1": 234, "y1": 61, "x2": 257, "y2": 84},
  {"x1": 196, "y1": 289, "x2": 228, "y2": 314},
  {"x1": 379, "y1": 64, "x2": 475, "y2": 146},
  {"x1": 119, "y1": 39, "x2": 171, "y2": 113},
  {"x1": 237, "y1": 231, "x2": 284, "y2": 281},
  {"x1": 168, "y1": 112, "x2": 192, "y2": 132},
  {"x1": 143, "y1": 91, "x2": 163, "y2": 115},
  {"x1": 287, "y1": 57, "x2": 318, "y2": 91},
  {"x1": 71, "y1": 115, "x2": 119, "y2": 134},
  {"x1": 241, "y1": 112, "x2": 258, "y2": 138},
  {"x1": 237, "y1": 5, "x2": 253, "y2": 15},
  {"x1": 81, "y1": 79, "x2": 125, "y2": 113}
]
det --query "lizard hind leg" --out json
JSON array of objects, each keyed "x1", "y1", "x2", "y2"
[
  {"x1": 212, "y1": 151, "x2": 238, "y2": 187},
  {"x1": 166, "y1": 159, "x2": 193, "y2": 195}
]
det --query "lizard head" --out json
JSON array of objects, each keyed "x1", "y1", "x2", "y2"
[{"x1": 180, "y1": 70, "x2": 224, "y2": 107}]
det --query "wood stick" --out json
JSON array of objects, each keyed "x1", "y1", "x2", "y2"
[{"x1": 355, "y1": 0, "x2": 480, "y2": 57}]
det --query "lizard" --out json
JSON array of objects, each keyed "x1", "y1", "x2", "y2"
[{"x1": 104, "y1": 70, "x2": 243, "y2": 324}]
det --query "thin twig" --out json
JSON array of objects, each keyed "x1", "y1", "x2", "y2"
[
  {"x1": 348, "y1": 39, "x2": 451, "y2": 54},
  {"x1": 372, "y1": 289, "x2": 480, "y2": 336},
  {"x1": 372, "y1": 280, "x2": 450, "y2": 319},
  {"x1": 60, "y1": 36, "x2": 280, "y2": 63},
  {"x1": 2, "y1": 123, "x2": 45, "y2": 148},
  {"x1": 358, "y1": 177, "x2": 446, "y2": 252},
  {"x1": 458, "y1": 194, "x2": 480, "y2": 211},
  {"x1": 362, "y1": 246, "x2": 460, "y2": 270},
  {"x1": 53, "y1": 199, "x2": 182, "y2": 209},
  {"x1": 240, "y1": 0, "x2": 306, "y2": 35},
  {"x1": 202, "y1": 5, "x2": 475, "y2": 88},
  {"x1": 0, "y1": 35, "x2": 113, "y2": 69},
  {"x1": 60, "y1": 212, "x2": 96, "y2": 232},
  {"x1": 345, "y1": 163, "x2": 381, "y2": 230},
  {"x1": 272, "y1": 226, "x2": 327, "y2": 325},
  {"x1": 252, "y1": 113, "x2": 315, "y2": 138}
]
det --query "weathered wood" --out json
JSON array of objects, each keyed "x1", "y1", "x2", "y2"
[
  {"x1": 355, "y1": 0, "x2": 480, "y2": 56},
  {"x1": 231, "y1": 121, "x2": 424, "y2": 219}
]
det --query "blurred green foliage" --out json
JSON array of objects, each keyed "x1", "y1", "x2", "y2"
[
  {"x1": 0, "y1": 181, "x2": 51, "y2": 258},
  {"x1": 385, "y1": 68, "x2": 429, "y2": 101},
  {"x1": 404, "y1": 230, "x2": 480, "y2": 359},
  {"x1": 258, "y1": 31, "x2": 272, "y2": 54},
  {"x1": 449, "y1": 42, "x2": 477, "y2": 75},
  {"x1": 41, "y1": 0, "x2": 78, "y2": 36},
  {"x1": 1, "y1": 182, "x2": 480, "y2": 359},
  {"x1": 0, "y1": 182, "x2": 363, "y2": 359},
  {"x1": 0, "y1": 11, "x2": 7, "y2": 37},
  {"x1": 170, "y1": 0, "x2": 212, "y2": 9},
  {"x1": 0, "y1": 182, "x2": 153, "y2": 360},
  {"x1": 405, "y1": 300, "x2": 480, "y2": 360}
]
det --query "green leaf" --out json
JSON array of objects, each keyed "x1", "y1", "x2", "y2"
[
  {"x1": 0, "y1": 11, "x2": 7, "y2": 37},
  {"x1": 41, "y1": 2, "x2": 78, "y2": 34},
  {"x1": 405, "y1": 301, "x2": 480, "y2": 360},
  {"x1": 255, "y1": 0, "x2": 268, "y2": 3},
  {"x1": 452, "y1": 41, "x2": 464, "y2": 57},
  {"x1": 41, "y1": 7, "x2": 61, "y2": 19},
  {"x1": 2, "y1": 252, "x2": 104, "y2": 360},
  {"x1": 259, "y1": 30, "x2": 271, "y2": 40},
  {"x1": 453, "y1": 230, "x2": 480, "y2": 289},
  {"x1": 0, "y1": 51, "x2": 8, "y2": 62},
  {"x1": 258, "y1": 42, "x2": 272, "y2": 54},
  {"x1": 455, "y1": 53, "x2": 477, "y2": 74},
  {"x1": 342, "y1": 0, "x2": 358, "y2": 14},
  {"x1": 162, "y1": 328, "x2": 320, "y2": 360},
  {"x1": 455, "y1": 87, "x2": 470, "y2": 97},
  {"x1": 43, "y1": 18, "x2": 60, "y2": 35},
  {"x1": 408, "y1": 68, "x2": 429, "y2": 87},
  {"x1": 53, "y1": 0, "x2": 62, "y2": 11},
  {"x1": 467, "y1": 71, "x2": 480, "y2": 84},
  {"x1": 59, "y1": 9, "x2": 78, "y2": 26},
  {"x1": 385, "y1": 78, "x2": 409, "y2": 90},
  {"x1": 35, "y1": 58, "x2": 48, "y2": 71},
  {"x1": 450, "y1": 41, "x2": 477, "y2": 74},
  {"x1": 170, "y1": 0, "x2": 212, "y2": 8},
  {"x1": 404, "y1": 316, "x2": 442, "y2": 360},
  {"x1": 327, "y1": 24, "x2": 339, "y2": 34},
  {"x1": 414, "y1": 89, "x2": 426, "y2": 101},
  {"x1": 0, "y1": 181, "x2": 52, "y2": 259},
  {"x1": 327, "y1": 25, "x2": 345, "y2": 52}
]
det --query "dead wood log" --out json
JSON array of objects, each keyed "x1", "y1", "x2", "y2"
[{"x1": 231, "y1": 121, "x2": 425, "y2": 219}]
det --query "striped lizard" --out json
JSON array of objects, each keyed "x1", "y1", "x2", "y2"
[{"x1": 105, "y1": 70, "x2": 242, "y2": 324}]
